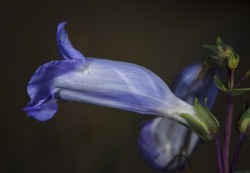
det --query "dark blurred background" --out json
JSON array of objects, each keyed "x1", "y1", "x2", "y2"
[{"x1": 1, "y1": 1, "x2": 250, "y2": 173}]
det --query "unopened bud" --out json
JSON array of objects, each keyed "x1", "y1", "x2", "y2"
[
  {"x1": 228, "y1": 53, "x2": 240, "y2": 70},
  {"x1": 245, "y1": 70, "x2": 250, "y2": 78},
  {"x1": 237, "y1": 106, "x2": 250, "y2": 138},
  {"x1": 180, "y1": 98, "x2": 220, "y2": 141},
  {"x1": 203, "y1": 38, "x2": 235, "y2": 68}
]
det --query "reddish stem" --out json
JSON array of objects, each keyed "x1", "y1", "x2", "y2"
[
  {"x1": 223, "y1": 69, "x2": 234, "y2": 173},
  {"x1": 230, "y1": 133, "x2": 246, "y2": 173},
  {"x1": 215, "y1": 136, "x2": 224, "y2": 173}
]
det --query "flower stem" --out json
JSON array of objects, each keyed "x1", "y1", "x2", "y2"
[
  {"x1": 230, "y1": 133, "x2": 246, "y2": 173},
  {"x1": 223, "y1": 69, "x2": 234, "y2": 173},
  {"x1": 215, "y1": 136, "x2": 224, "y2": 173}
]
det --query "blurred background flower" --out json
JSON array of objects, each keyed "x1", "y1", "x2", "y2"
[{"x1": 1, "y1": 1, "x2": 250, "y2": 173}]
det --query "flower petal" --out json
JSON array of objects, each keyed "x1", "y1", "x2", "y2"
[
  {"x1": 23, "y1": 59, "x2": 82, "y2": 121},
  {"x1": 57, "y1": 22, "x2": 85, "y2": 62},
  {"x1": 138, "y1": 117, "x2": 199, "y2": 171},
  {"x1": 23, "y1": 96, "x2": 58, "y2": 121}
]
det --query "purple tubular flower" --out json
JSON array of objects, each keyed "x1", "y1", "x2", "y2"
[
  {"x1": 138, "y1": 63, "x2": 219, "y2": 171},
  {"x1": 23, "y1": 22, "x2": 198, "y2": 124}
]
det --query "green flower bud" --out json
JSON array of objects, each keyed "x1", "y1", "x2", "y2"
[
  {"x1": 228, "y1": 53, "x2": 240, "y2": 70},
  {"x1": 203, "y1": 37, "x2": 235, "y2": 68},
  {"x1": 245, "y1": 70, "x2": 250, "y2": 78},
  {"x1": 180, "y1": 98, "x2": 220, "y2": 141},
  {"x1": 216, "y1": 36, "x2": 223, "y2": 45},
  {"x1": 237, "y1": 106, "x2": 250, "y2": 138}
]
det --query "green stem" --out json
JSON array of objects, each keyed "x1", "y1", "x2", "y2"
[{"x1": 223, "y1": 69, "x2": 234, "y2": 173}]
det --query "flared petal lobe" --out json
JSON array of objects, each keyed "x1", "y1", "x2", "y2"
[
  {"x1": 23, "y1": 60, "x2": 82, "y2": 121},
  {"x1": 138, "y1": 62, "x2": 220, "y2": 171},
  {"x1": 57, "y1": 22, "x2": 85, "y2": 62},
  {"x1": 23, "y1": 21, "x2": 86, "y2": 121}
]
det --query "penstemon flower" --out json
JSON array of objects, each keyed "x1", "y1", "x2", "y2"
[
  {"x1": 138, "y1": 63, "x2": 220, "y2": 172},
  {"x1": 23, "y1": 22, "x2": 220, "y2": 143},
  {"x1": 23, "y1": 22, "x2": 192, "y2": 124}
]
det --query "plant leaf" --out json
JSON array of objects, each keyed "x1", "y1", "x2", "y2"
[
  {"x1": 214, "y1": 76, "x2": 227, "y2": 92},
  {"x1": 228, "y1": 88, "x2": 250, "y2": 96},
  {"x1": 203, "y1": 45, "x2": 218, "y2": 52}
]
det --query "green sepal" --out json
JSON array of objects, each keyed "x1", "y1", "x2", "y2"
[
  {"x1": 237, "y1": 104, "x2": 250, "y2": 137},
  {"x1": 194, "y1": 98, "x2": 220, "y2": 133},
  {"x1": 203, "y1": 37, "x2": 236, "y2": 67},
  {"x1": 203, "y1": 44, "x2": 218, "y2": 53},
  {"x1": 214, "y1": 76, "x2": 227, "y2": 92},
  {"x1": 203, "y1": 55, "x2": 219, "y2": 66},
  {"x1": 179, "y1": 113, "x2": 207, "y2": 140},
  {"x1": 216, "y1": 36, "x2": 223, "y2": 45},
  {"x1": 228, "y1": 88, "x2": 250, "y2": 96},
  {"x1": 179, "y1": 98, "x2": 220, "y2": 141}
]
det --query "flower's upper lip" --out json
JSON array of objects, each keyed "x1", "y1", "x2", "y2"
[{"x1": 57, "y1": 21, "x2": 85, "y2": 62}]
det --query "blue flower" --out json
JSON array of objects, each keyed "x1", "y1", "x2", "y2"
[
  {"x1": 23, "y1": 22, "x2": 197, "y2": 124},
  {"x1": 138, "y1": 63, "x2": 219, "y2": 171}
]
